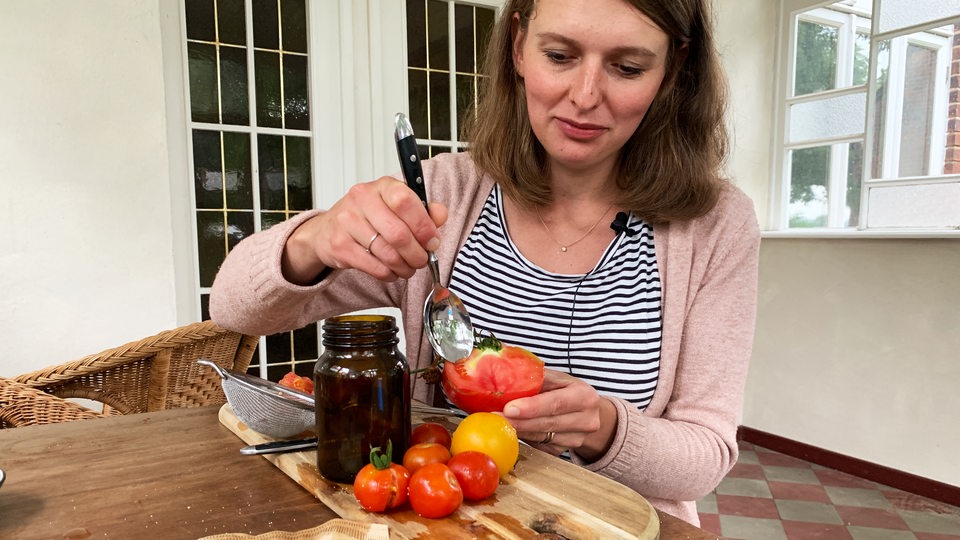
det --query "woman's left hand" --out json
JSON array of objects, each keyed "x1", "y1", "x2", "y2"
[{"x1": 502, "y1": 369, "x2": 617, "y2": 459}]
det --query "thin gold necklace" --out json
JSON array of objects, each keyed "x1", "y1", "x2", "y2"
[{"x1": 535, "y1": 203, "x2": 615, "y2": 253}]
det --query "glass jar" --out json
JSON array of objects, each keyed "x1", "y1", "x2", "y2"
[{"x1": 313, "y1": 314, "x2": 411, "y2": 483}]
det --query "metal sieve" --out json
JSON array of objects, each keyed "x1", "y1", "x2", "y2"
[{"x1": 197, "y1": 359, "x2": 315, "y2": 439}]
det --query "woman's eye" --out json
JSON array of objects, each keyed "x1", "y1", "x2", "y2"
[
  {"x1": 544, "y1": 50, "x2": 570, "y2": 63},
  {"x1": 616, "y1": 64, "x2": 645, "y2": 77}
]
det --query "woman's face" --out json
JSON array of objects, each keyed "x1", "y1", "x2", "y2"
[{"x1": 513, "y1": 0, "x2": 670, "y2": 177}]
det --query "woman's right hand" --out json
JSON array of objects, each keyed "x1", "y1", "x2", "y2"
[{"x1": 281, "y1": 176, "x2": 447, "y2": 285}]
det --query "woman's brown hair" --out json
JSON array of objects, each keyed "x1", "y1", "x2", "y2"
[{"x1": 461, "y1": 0, "x2": 728, "y2": 223}]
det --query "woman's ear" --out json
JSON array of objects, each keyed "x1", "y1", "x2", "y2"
[{"x1": 512, "y1": 12, "x2": 525, "y2": 78}]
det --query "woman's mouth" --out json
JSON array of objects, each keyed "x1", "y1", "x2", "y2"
[{"x1": 556, "y1": 117, "x2": 607, "y2": 141}]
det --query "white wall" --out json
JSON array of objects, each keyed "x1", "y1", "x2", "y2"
[
  {"x1": 1, "y1": 0, "x2": 957, "y2": 490},
  {"x1": 716, "y1": 0, "x2": 960, "y2": 488},
  {"x1": 0, "y1": 1, "x2": 181, "y2": 376}
]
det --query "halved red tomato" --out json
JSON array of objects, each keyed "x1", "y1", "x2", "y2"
[{"x1": 440, "y1": 333, "x2": 544, "y2": 413}]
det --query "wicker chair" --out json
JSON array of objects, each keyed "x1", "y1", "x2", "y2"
[
  {"x1": 12, "y1": 320, "x2": 258, "y2": 415},
  {"x1": 0, "y1": 378, "x2": 109, "y2": 428}
]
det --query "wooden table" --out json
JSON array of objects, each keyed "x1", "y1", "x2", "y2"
[{"x1": 0, "y1": 407, "x2": 716, "y2": 539}]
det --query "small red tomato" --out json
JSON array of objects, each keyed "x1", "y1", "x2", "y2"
[
  {"x1": 402, "y1": 442, "x2": 451, "y2": 475},
  {"x1": 279, "y1": 371, "x2": 314, "y2": 394},
  {"x1": 408, "y1": 463, "x2": 463, "y2": 518},
  {"x1": 446, "y1": 451, "x2": 500, "y2": 501},
  {"x1": 441, "y1": 333, "x2": 544, "y2": 413},
  {"x1": 411, "y1": 422, "x2": 452, "y2": 448},
  {"x1": 353, "y1": 442, "x2": 410, "y2": 512}
]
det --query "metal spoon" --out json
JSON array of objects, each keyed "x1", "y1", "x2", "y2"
[{"x1": 394, "y1": 113, "x2": 475, "y2": 363}]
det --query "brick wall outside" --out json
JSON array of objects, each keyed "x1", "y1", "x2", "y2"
[{"x1": 945, "y1": 29, "x2": 960, "y2": 174}]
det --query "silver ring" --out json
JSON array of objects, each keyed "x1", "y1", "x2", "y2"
[
  {"x1": 364, "y1": 232, "x2": 380, "y2": 254},
  {"x1": 540, "y1": 431, "x2": 555, "y2": 444}
]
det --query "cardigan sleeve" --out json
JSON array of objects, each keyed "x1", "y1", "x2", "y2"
[{"x1": 208, "y1": 209, "x2": 406, "y2": 337}]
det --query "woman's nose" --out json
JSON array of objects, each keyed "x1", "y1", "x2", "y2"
[{"x1": 569, "y1": 63, "x2": 603, "y2": 110}]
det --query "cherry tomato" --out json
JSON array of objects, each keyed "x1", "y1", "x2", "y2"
[
  {"x1": 446, "y1": 451, "x2": 500, "y2": 501},
  {"x1": 402, "y1": 442, "x2": 451, "y2": 475},
  {"x1": 279, "y1": 371, "x2": 314, "y2": 394},
  {"x1": 441, "y1": 333, "x2": 544, "y2": 413},
  {"x1": 408, "y1": 463, "x2": 463, "y2": 518},
  {"x1": 353, "y1": 442, "x2": 410, "y2": 512},
  {"x1": 411, "y1": 422, "x2": 452, "y2": 448},
  {"x1": 450, "y1": 412, "x2": 519, "y2": 478}
]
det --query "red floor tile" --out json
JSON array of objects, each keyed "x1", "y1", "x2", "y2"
[
  {"x1": 697, "y1": 512, "x2": 722, "y2": 535},
  {"x1": 835, "y1": 505, "x2": 909, "y2": 529},
  {"x1": 700, "y1": 444, "x2": 960, "y2": 540},
  {"x1": 782, "y1": 520, "x2": 853, "y2": 539},
  {"x1": 757, "y1": 451, "x2": 814, "y2": 468},
  {"x1": 727, "y1": 462, "x2": 766, "y2": 480},
  {"x1": 769, "y1": 480, "x2": 832, "y2": 503},
  {"x1": 813, "y1": 468, "x2": 877, "y2": 489},
  {"x1": 715, "y1": 494, "x2": 780, "y2": 519}
]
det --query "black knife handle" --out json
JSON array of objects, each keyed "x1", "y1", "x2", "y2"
[
  {"x1": 239, "y1": 437, "x2": 318, "y2": 455},
  {"x1": 396, "y1": 134, "x2": 429, "y2": 209}
]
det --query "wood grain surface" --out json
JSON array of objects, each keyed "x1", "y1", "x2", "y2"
[
  {"x1": 0, "y1": 406, "x2": 714, "y2": 539},
  {"x1": 220, "y1": 404, "x2": 661, "y2": 539}
]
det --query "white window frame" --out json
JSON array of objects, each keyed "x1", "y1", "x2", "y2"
[{"x1": 770, "y1": 0, "x2": 960, "y2": 236}]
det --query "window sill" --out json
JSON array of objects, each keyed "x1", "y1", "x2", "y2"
[{"x1": 761, "y1": 228, "x2": 960, "y2": 239}]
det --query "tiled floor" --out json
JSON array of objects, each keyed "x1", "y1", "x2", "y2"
[{"x1": 696, "y1": 441, "x2": 960, "y2": 539}]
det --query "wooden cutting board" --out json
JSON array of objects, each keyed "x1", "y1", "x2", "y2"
[{"x1": 219, "y1": 403, "x2": 659, "y2": 539}]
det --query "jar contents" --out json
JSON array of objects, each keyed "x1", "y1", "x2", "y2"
[{"x1": 314, "y1": 315, "x2": 411, "y2": 483}]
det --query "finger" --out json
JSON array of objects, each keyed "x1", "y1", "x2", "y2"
[{"x1": 360, "y1": 178, "x2": 437, "y2": 269}]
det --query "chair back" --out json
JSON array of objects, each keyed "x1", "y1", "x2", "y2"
[{"x1": 13, "y1": 321, "x2": 259, "y2": 414}]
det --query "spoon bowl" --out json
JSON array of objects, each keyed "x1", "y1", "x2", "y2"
[
  {"x1": 394, "y1": 113, "x2": 475, "y2": 362},
  {"x1": 422, "y1": 253, "x2": 474, "y2": 362}
]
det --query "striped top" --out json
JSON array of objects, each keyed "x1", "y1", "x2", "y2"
[{"x1": 446, "y1": 186, "x2": 662, "y2": 410}]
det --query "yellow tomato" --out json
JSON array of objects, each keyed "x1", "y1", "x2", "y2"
[{"x1": 450, "y1": 412, "x2": 519, "y2": 478}]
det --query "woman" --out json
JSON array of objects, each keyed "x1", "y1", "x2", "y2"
[{"x1": 211, "y1": 0, "x2": 759, "y2": 525}]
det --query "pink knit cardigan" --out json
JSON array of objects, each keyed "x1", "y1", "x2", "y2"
[{"x1": 210, "y1": 152, "x2": 760, "y2": 525}]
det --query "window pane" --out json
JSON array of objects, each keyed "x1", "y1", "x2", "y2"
[
  {"x1": 408, "y1": 68, "x2": 429, "y2": 136},
  {"x1": 252, "y1": 0, "x2": 280, "y2": 49},
  {"x1": 226, "y1": 210, "x2": 254, "y2": 250},
  {"x1": 188, "y1": 42, "x2": 219, "y2": 123},
  {"x1": 427, "y1": 0, "x2": 449, "y2": 71},
  {"x1": 223, "y1": 131, "x2": 252, "y2": 208},
  {"x1": 871, "y1": 26, "x2": 954, "y2": 180},
  {"x1": 258, "y1": 134, "x2": 285, "y2": 210},
  {"x1": 899, "y1": 44, "x2": 938, "y2": 177},
  {"x1": 789, "y1": 146, "x2": 830, "y2": 228},
  {"x1": 455, "y1": 4, "x2": 475, "y2": 73},
  {"x1": 193, "y1": 130, "x2": 223, "y2": 209},
  {"x1": 220, "y1": 45, "x2": 250, "y2": 125},
  {"x1": 286, "y1": 136, "x2": 312, "y2": 210},
  {"x1": 846, "y1": 141, "x2": 864, "y2": 228},
  {"x1": 284, "y1": 53, "x2": 310, "y2": 130},
  {"x1": 879, "y1": 0, "x2": 960, "y2": 33},
  {"x1": 868, "y1": 182, "x2": 960, "y2": 227},
  {"x1": 853, "y1": 32, "x2": 870, "y2": 86},
  {"x1": 788, "y1": 91, "x2": 866, "y2": 143},
  {"x1": 218, "y1": 0, "x2": 247, "y2": 46},
  {"x1": 255, "y1": 50, "x2": 282, "y2": 128},
  {"x1": 185, "y1": 0, "x2": 216, "y2": 41},
  {"x1": 196, "y1": 211, "x2": 226, "y2": 287},
  {"x1": 281, "y1": 0, "x2": 307, "y2": 53},
  {"x1": 407, "y1": 0, "x2": 427, "y2": 68},
  {"x1": 429, "y1": 71, "x2": 451, "y2": 140},
  {"x1": 795, "y1": 19, "x2": 838, "y2": 96}
]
